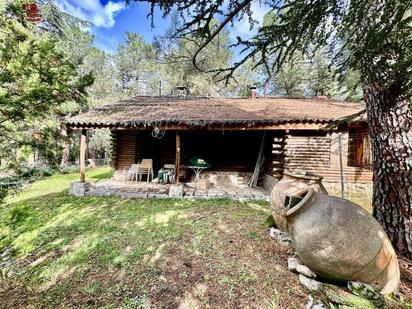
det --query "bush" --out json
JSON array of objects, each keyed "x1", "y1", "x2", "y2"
[
  {"x1": 58, "y1": 165, "x2": 79, "y2": 174},
  {"x1": 17, "y1": 165, "x2": 53, "y2": 178},
  {"x1": 0, "y1": 188, "x2": 8, "y2": 204},
  {"x1": 0, "y1": 177, "x2": 23, "y2": 204}
]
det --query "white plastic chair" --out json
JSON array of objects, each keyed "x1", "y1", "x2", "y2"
[
  {"x1": 138, "y1": 159, "x2": 154, "y2": 182},
  {"x1": 124, "y1": 164, "x2": 139, "y2": 182}
]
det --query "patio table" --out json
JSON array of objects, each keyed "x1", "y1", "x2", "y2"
[{"x1": 188, "y1": 165, "x2": 210, "y2": 182}]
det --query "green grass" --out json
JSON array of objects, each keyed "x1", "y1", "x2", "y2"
[
  {"x1": 0, "y1": 169, "x2": 410, "y2": 308},
  {"x1": 0, "y1": 168, "x2": 308, "y2": 308},
  {"x1": 5, "y1": 167, "x2": 113, "y2": 204}
]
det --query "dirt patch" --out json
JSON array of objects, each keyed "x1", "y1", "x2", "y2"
[{"x1": 144, "y1": 214, "x2": 306, "y2": 309}]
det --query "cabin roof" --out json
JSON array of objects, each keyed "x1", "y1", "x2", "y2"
[{"x1": 66, "y1": 96, "x2": 366, "y2": 129}]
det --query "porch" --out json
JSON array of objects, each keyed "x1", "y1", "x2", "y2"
[
  {"x1": 67, "y1": 96, "x2": 370, "y2": 200},
  {"x1": 85, "y1": 175, "x2": 269, "y2": 201}
]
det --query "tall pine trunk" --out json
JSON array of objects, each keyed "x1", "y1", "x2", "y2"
[
  {"x1": 363, "y1": 81, "x2": 412, "y2": 259},
  {"x1": 60, "y1": 119, "x2": 70, "y2": 168}
]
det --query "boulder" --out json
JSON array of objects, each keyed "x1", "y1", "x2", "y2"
[
  {"x1": 69, "y1": 182, "x2": 91, "y2": 197},
  {"x1": 169, "y1": 184, "x2": 184, "y2": 198}
]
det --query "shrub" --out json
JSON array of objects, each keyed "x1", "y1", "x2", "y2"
[
  {"x1": 0, "y1": 188, "x2": 7, "y2": 204},
  {"x1": 58, "y1": 165, "x2": 79, "y2": 174},
  {"x1": 17, "y1": 165, "x2": 53, "y2": 178},
  {"x1": 0, "y1": 177, "x2": 23, "y2": 204}
]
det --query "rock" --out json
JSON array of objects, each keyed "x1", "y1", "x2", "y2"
[
  {"x1": 169, "y1": 184, "x2": 184, "y2": 198},
  {"x1": 306, "y1": 295, "x2": 327, "y2": 309},
  {"x1": 312, "y1": 302, "x2": 327, "y2": 309},
  {"x1": 288, "y1": 257, "x2": 302, "y2": 272},
  {"x1": 69, "y1": 182, "x2": 91, "y2": 197},
  {"x1": 195, "y1": 180, "x2": 210, "y2": 190},
  {"x1": 299, "y1": 274, "x2": 322, "y2": 291},
  {"x1": 288, "y1": 257, "x2": 302, "y2": 271},
  {"x1": 269, "y1": 227, "x2": 280, "y2": 239},
  {"x1": 296, "y1": 264, "x2": 317, "y2": 278},
  {"x1": 305, "y1": 295, "x2": 314, "y2": 309},
  {"x1": 269, "y1": 227, "x2": 292, "y2": 246}
]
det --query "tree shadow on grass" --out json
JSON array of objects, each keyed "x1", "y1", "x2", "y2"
[
  {"x1": 0, "y1": 192, "x2": 324, "y2": 309},
  {"x1": 0, "y1": 191, "x2": 211, "y2": 308},
  {"x1": 88, "y1": 170, "x2": 114, "y2": 183}
]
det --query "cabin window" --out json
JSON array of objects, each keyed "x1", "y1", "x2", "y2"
[{"x1": 347, "y1": 126, "x2": 372, "y2": 169}]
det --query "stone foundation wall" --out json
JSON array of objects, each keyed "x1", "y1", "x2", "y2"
[
  {"x1": 83, "y1": 180, "x2": 268, "y2": 201},
  {"x1": 197, "y1": 171, "x2": 253, "y2": 186},
  {"x1": 322, "y1": 182, "x2": 373, "y2": 195}
]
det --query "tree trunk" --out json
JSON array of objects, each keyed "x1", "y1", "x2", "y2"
[
  {"x1": 363, "y1": 82, "x2": 412, "y2": 259},
  {"x1": 60, "y1": 119, "x2": 70, "y2": 168}
]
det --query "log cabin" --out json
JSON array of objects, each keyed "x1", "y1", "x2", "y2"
[{"x1": 66, "y1": 94, "x2": 372, "y2": 196}]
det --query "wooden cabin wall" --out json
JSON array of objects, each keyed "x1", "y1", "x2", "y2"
[
  {"x1": 111, "y1": 130, "x2": 137, "y2": 170},
  {"x1": 325, "y1": 130, "x2": 373, "y2": 183},
  {"x1": 285, "y1": 131, "x2": 331, "y2": 171},
  {"x1": 110, "y1": 130, "x2": 118, "y2": 169},
  {"x1": 281, "y1": 130, "x2": 373, "y2": 184},
  {"x1": 263, "y1": 131, "x2": 286, "y2": 178}
]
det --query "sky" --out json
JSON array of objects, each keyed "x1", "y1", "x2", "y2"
[{"x1": 54, "y1": 0, "x2": 271, "y2": 54}]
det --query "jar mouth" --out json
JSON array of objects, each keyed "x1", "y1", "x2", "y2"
[
  {"x1": 284, "y1": 169, "x2": 324, "y2": 181},
  {"x1": 285, "y1": 187, "x2": 314, "y2": 217}
]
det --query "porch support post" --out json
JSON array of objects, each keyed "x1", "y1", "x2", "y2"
[
  {"x1": 175, "y1": 130, "x2": 181, "y2": 185},
  {"x1": 80, "y1": 129, "x2": 87, "y2": 182}
]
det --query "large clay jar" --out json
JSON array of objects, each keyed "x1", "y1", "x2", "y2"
[
  {"x1": 286, "y1": 188, "x2": 400, "y2": 294},
  {"x1": 270, "y1": 170, "x2": 327, "y2": 231}
]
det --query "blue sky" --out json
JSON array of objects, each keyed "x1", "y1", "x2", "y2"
[{"x1": 54, "y1": 0, "x2": 270, "y2": 54}]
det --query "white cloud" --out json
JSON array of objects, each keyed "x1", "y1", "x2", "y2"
[
  {"x1": 55, "y1": 0, "x2": 125, "y2": 28},
  {"x1": 232, "y1": 1, "x2": 270, "y2": 38}
]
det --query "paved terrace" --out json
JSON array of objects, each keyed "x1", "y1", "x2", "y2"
[{"x1": 85, "y1": 179, "x2": 269, "y2": 201}]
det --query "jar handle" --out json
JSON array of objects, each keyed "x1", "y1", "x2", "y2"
[{"x1": 286, "y1": 188, "x2": 314, "y2": 217}]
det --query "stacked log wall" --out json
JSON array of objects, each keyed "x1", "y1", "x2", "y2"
[
  {"x1": 263, "y1": 131, "x2": 286, "y2": 178},
  {"x1": 113, "y1": 130, "x2": 137, "y2": 170},
  {"x1": 282, "y1": 130, "x2": 373, "y2": 184}
]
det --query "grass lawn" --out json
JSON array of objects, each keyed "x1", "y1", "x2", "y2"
[
  {"x1": 0, "y1": 168, "x2": 411, "y2": 308},
  {"x1": 0, "y1": 168, "x2": 305, "y2": 308}
]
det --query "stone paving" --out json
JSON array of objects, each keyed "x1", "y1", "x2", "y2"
[{"x1": 86, "y1": 179, "x2": 269, "y2": 201}]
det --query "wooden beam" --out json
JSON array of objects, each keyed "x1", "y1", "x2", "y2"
[
  {"x1": 80, "y1": 129, "x2": 87, "y2": 182},
  {"x1": 175, "y1": 130, "x2": 181, "y2": 185}
]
